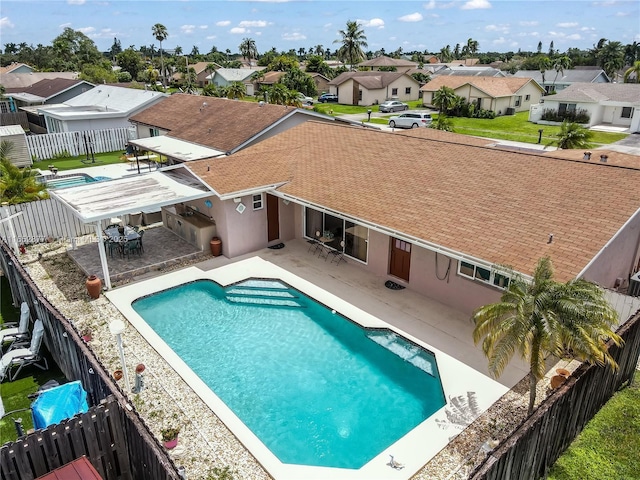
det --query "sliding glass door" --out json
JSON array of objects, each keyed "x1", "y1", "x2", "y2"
[{"x1": 304, "y1": 207, "x2": 368, "y2": 263}]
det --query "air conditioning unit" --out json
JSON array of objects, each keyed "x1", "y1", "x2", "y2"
[
  {"x1": 629, "y1": 271, "x2": 640, "y2": 297},
  {"x1": 505, "y1": 107, "x2": 516, "y2": 115}
]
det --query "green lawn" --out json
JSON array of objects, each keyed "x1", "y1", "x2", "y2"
[
  {"x1": 548, "y1": 380, "x2": 640, "y2": 480},
  {"x1": 32, "y1": 151, "x2": 127, "y2": 171},
  {"x1": 447, "y1": 112, "x2": 627, "y2": 146},
  {"x1": 313, "y1": 99, "x2": 426, "y2": 115}
]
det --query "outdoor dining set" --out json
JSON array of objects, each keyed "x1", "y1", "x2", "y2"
[
  {"x1": 103, "y1": 224, "x2": 144, "y2": 258},
  {"x1": 307, "y1": 230, "x2": 345, "y2": 265}
]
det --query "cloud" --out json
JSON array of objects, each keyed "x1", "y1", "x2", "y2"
[
  {"x1": 566, "y1": 34, "x2": 582, "y2": 40},
  {"x1": 282, "y1": 32, "x2": 306, "y2": 41},
  {"x1": 580, "y1": 26, "x2": 595, "y2": 31},
  {"x1": 615, "y1": 11, "x2": 632, "y2": 16},
  {"x1": 591, "y1": 0, "x2": 618, "y2": 6},
  {"x1": 59, "y1": 22, "x2": 72, "y2": 29},
  {"x1": 398, "y1": 13, "x2": 423, "y2": 22},
  {"x1": 199, "y1": 25, "x2": 208, "y2": 30},
  {"x1": 77, "y1": 26, "x2": 95, "y2": 34},
  {"x1": 67, "y1": 0, "x2": 85, "y2": 4},
  {"x1": 492, "y1": 37, "x2": 506, "y2": 45},
  {"x1": 358, "y1": 18, "x2": 385, "y2": 29},
  {"x1": 181, "y1": 25, "x2": 196, "y2": 34},
  {"x1": 206, "y1": 35, "x2": 217, "y2": 40},
  {"x1": 461, "y1": 0, "x2": 491, "y2": 10},
  {"x1": 0, "y1": 17, "x2": 14, "y2": 29},
  {"x1": 216, "y1": 20, "x2": 231, "y2": 27},
  {"x1": 556, "y1": 22, "x2": 578, "y2": 27},
  {"x1": 485, "y1": 23, "x2": 509, "y2": 33},
  {"x1": 424, "y1": 0, "x2": 436, "y2": 9},
  {"x1": 519, "y1": 21, "x2": 538, "y2": 26},
  {"x1": 230, "y1": 27, "x2": 247, "y2": 34},
  {"x1": 238, "y1": 20, "x2": 268, "y2": 27}
]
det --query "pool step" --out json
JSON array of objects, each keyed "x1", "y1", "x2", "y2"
[
  {"x1": 225, "y1": 285, "x2": 305, "y2": 308},
  {"x1": 367, "y1": 331, "x2": 437, "y2": 377},
  {"x1": 227, "y1": 286, "x2": 298, "y2": 298},
  {"x1": 225, "y1": 295, "x2": 305, "y2": 308}
]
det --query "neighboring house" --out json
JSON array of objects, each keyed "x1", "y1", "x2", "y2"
[
  {"x1": 433, "y1": 66, "x2": 506, "y2": 78},
  {"x1": 513, "y1": 68, "x2": 610, "y2": 94},
  {"x1": 127, "y1": 94, "x2": 363, "y2": 162},
  {"x1": 328, "y1": 71, "x2": 421, "y2": 105},
  {"x1": 186, "y1": 121, "x2": 640, "y2": 316},
  {"x1": 171, "y1": 62, "x2": 220, "y2": 87},
  {"x1": 307, "y1": 73, "x2": 331, "y2": 95},
  {"x1": 37, "y1": 85, "x2": 167, "y2": 133},
  {"x1": 421, "y1": 76, "x2": 544, "y2": 114},
  {"x1": 0, "y1": 125, "x2": 31, "y2": 167},
  {"x1": 0, "y1": 72, "x2": 80, "y2": 91},
  {"x1": 358, "y1": 56, "x2": 419, "y2": 72},
  {"x1": 208, "y1": 68, "x2": 265, "y2": 95},
  {"x1": 528, "y1": 82, "x2": 640, "y2": 132},
  {"x1": 0, "y1": 63, "x2": 35, "y2": 75},
  {"x1": 251, "y1": 71, "x2": 286, "y2": 95}
]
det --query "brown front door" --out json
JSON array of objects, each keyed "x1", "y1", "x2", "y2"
[
  {"x1": 267, "y1": 194, "x2": 279, "y2": 242},
  {"x1": 389, "y1": 238, "x2": 411, "y2": 282}
]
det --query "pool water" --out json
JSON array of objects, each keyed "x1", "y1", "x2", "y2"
[
  {"x1": 46, "y1": 175, "x2": 110, "y2": 189},
  {"x1": 132, "y1": 279, "x2": 446, "y2": 469}
]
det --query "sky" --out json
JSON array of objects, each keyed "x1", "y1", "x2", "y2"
[{"x1": 1, "y1": 0, "x2": 639, "y2": 55}]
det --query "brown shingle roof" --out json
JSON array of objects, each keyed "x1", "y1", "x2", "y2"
[
  {"x1": 421, "y1": 76, "x2": 538, "y2": 97},
  {"x1": 20, "y1": 78, "x2": 90, "y2": 98},
  {"x1": 189, "y1": 121, "x2": 640, "y2": 281},
  {"x1": 359, "y1": 56, "x2": 418, "y2": 68},
  {"x1": 328, "y1": 71, "x2": 407, "y2": 89},
  {"x1": 129, "y1": 94, "x2": 295, "y2": 153}
]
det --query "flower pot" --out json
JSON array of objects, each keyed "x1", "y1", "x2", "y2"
[
  {"x1": 113, "y1": 369, "x2": 123, "y2": 381},
  {"x1": 86, "y1": 275, "x2": 102, "y2": 299},
  {"x1": 210, "y1": 237, "x2": 222, "y2": 257},
  {"x1": 82, "y1": 334, "x2": 92, "y2": 343},
  {"x1": 163, "y1": 436, "x2": 178, "y2": 450}
]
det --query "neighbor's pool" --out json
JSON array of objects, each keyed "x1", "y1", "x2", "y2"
[
  {"x1": 132, "y1": 279, "x2": 446, "y2": 469},
  {"x1": 45, "y1": 174, "x2": 110, "y2": 189}
]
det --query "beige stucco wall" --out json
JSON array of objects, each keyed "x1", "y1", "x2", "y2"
[{"x1": 333, "y1": 77, "x2": 420, "y2": 106}]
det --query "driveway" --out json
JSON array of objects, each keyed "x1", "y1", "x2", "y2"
[{"x1": 598, "y1": 132, "x2": 640, "y2": 156}]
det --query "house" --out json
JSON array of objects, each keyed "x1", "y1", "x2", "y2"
[
  {"x1": 421, "y1": 76, "x2": 544, "y2": 114},
  {"x1": 528, "y1": 82, "x2": 640, "y2": 132},
  {"x1": 358, "y1": 56, "x2": 419, "y2": 72},
  {"x1": 127, "y1": 94, "x2": 363, "y2": 162},
  {"x1": 185, "y1": 121, "x2": 640, "y2": 316},
  {"x1": 250, "y1": 71, "x2": 286, "y2": 95},
  {"x1": 171, "y1": 62, "x2": 220, "y2": 87},
  {"x1": 433, "y1": 66, "x2": 506, "y2": 78},
  {"x1": 207, "y1": 68, "x2": 265, "y2": 95},
  {"x1": 0, "y1": 125, "x2": 31, "y2": 167},
  {"x1": 513, "y1": 68, "x2": 610, "y2": 94},
  {"x1": 308, "y1": 73, "x2": 331, "y2": 95},
  {"x1": 36, "y1": 85, "x2": 167, "y2": 133},
  {"x1": 0, "y1": 72, "x2": 80, "y2": 91},
  {"x1": 328, "y1": 71, "x2": 421, "y2": 105},
  {"x1": 0, "y1": 63, "x2": 35, "y2": 75}
]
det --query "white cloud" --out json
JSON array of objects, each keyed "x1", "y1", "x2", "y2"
[
  {"x1": 206, "y1": 35, "x2": 217, "y2": 40},
  {"x1": 59, "y1": 22, "x2": 72, "y2": 29},
  {"x1": 591, "y1": 1, "x2": 618, "y2": 6},
  {"x1": 77, "y1": 26, "x2": 95, "y2": 34},
  {"x1": 616, "y1": 11, "x2": 632, "y2": 16},
  {"x1": 358, "y1": 18, "x2": 385, "y2": 29},
  {"x1": 255, "y1": 31, "x2": 262, "y2": 36},
  {"x1": 67, "y1": 0, "x2": 85, "y2": 4},
  {"x1": 181, "y1": 25, "x2": 196, "y2": 34},
  {"x1": 492, "y1": 36, "x2": 506, "y2": 45},
  {"x1": 566, "y1": 34, "x2": 582, "y2": 40},
  {"x1": 485, "y1": 23, "x2": 509, "y2": 33},
  {"x1": 323, "y1": 23, "x2": 332, "y2": 29},
  {"x1": 519, "y1": 21, "x2": 538, "y2": 26},
  {"x1": 398, "y1": 13, "x2": 423, "y2": 22},
  {"x1": 424, "y1": 0, "x2": 436, "y2": 9},
  {"x1": 389, "y1": 36, "x2": 397, "y2": 41},
  {"x1": 230, "y1": 27, "x2": 247, "y2": 34},
  {"x1": 461, "y1": 0, "x2": 491, "y2": 10},
  {"x1": 282, "y1": 32, "x2": 306, "y2": 41},
  {"x1": 199, "y1": 25, "x2": 208, "y2": 30},
  {"x1": 238, "y1": 20, "x2": 268, "y2": 28},
  {"x1": 580, "y1": 26, "x2": 595, "y2": 31},
  {"x1": 216, "y1": 20, "x2": 231, "y2": 27},
  {"x1": 556, "y1": 22, "x2": 578, "y2": 28},
  {"x1": 0, "y1": 17, "x2": 14, "y2": 28}
]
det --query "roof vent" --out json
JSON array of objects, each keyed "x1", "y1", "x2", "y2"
[
  {"x1": 547, "y1": 234, "x2": 554, "y2": 244},
  {"x1": 583, "y1": 151, "x2": 591, "y2": 160},
  {"x1": 599, "y1": 154, "x2": 608, "y2": 163}
]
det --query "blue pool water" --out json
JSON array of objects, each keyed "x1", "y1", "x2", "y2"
[
  {"x1": 132, "y1": 279, "x2": 446, "y2": 469},
  {"x1": 46, "y1": 175, "x2": 110, "y2": 189}
]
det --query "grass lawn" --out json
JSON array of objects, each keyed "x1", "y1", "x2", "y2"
[
  {"x1": 32, "y1": 151, "x2": 127, "y2": 171},
  {"x1": 313, "y1": 99, "x2": 426, "y2": 116},
  {"x1": 548, "y1": 379, "x2": 640, "y2": 480},
  {"x1": 447, "y1": 112, "x2": 627, "y2": 146}
]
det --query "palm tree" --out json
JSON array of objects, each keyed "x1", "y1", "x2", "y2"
[
  {"x1": 550, "y1": 121, "x2": 593, "y2": 149},
  {"x1": 432, "y1": 86, "x2": 457, "y2": 114},
  {"x1": 239, "y1": 38, "x2": 258, "y2": 64},
  {"x1": 623, "y1": 60, "x2": 640, "y2": 83},
  {"x1": 473, "y1": 257, "x2": 622, "y2": 415},
  {"x1": 466, "y1": 38, "x2": 479, "y2": 56},
  {"x1": 438, "y1": 45, "x2": 453, "y2": 63},
  {"x1": 429, "y1": 114, "x2": 454, "y2": 132},
  {"x1": 598, "y1": 40, "x2": 625, "y2": 80},
  {"x1": 225, "y1": 81, "x2": 246, "y2": 100},
  {"x1": 538, "y1": 55, "x2": 552, "y2": 85},
  {"x1": 152, "y1": 23, "x2": 168, "y2": 87},
  {"x1": 551, "y1": 56, "x2": 572, "y2": 91},
  {"x1": 0, "y1": 141, "x2": 49, "y2": 204},
  {"x1": 333, "y1": 20, "x2": 368, "y2": 69}
]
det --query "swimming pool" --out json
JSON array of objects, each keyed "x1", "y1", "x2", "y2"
[
  {"x1": 45, "y1": 174, "x2": 111, "y2": 189},
  {"x1": 133, "y1": 278, "x2": 446, "y2": 469}
]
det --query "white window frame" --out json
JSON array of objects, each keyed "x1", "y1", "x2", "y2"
[
  {"x1": 457, "y1": 260, "x2": 512, "y2": 290},
  {"x1": 525, "y1": 94, "x2": 531, "y2": 101},
  {"x1": 405, "y1": 87, "x2": 411, "y2": 95},
  {"x1": 252, "y1": 193, "x2": 263, "y2": 210},
  {"x1": 621, "y1": 107, "x2": 633, "y2": 119}
]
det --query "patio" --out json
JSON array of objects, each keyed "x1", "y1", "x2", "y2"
[{"x1": 67, "y1": 226, "x2": 206, "y2": 284}]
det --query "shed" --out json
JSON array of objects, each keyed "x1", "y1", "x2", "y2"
[{"x1": 0, "y1": 125, "x2": 31, "y2": 167}]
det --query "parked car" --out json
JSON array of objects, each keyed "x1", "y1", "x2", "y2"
[
  {"x1": 318, "y1": 93, "x2": 338, "y2": 103},
  {"x1": 297, "y1": 94, "x2": 314, "y2": 105},
  {"x1": 388, "y1": 112, "x2": 432, "y2": 129},
  {"x1": 379, "y1": 100, "x2": 409, "y2": 113}
]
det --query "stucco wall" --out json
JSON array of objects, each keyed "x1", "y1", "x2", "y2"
[
  {"x1": 220, "y1": 195, "x2": 268, "y2": 257},
  {"x1": 64, "y1": 118, "x2": 130, "y2": 132}
]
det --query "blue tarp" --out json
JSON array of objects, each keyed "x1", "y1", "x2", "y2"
[{"x1": 31, "y1": 381, "x2": 89, "y2": 429}]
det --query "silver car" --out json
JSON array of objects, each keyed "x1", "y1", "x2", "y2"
[
  {"x1": 379, "y1": 100, "x2": 409, "y2": 113},
  {"x1": 388, "y1": 112, "x2": 432, "y2": 129}
]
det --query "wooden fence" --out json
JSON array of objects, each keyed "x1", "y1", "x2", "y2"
[
  {"x1": 469, "y1": 309, "x2": 640, "y2": 480},
  {"x1": 0, "y1": 112, "x2": 29, "y2": 130},
  {"x1": 0, "y1": 241, "x2": 180, "y2": 480},
  {"x1": 26, "y1": 128, "x2": 134, "y2": 160}
]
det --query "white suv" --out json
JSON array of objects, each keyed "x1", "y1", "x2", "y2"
[{"x1": 388, "y1": 112, "x2": 432, "y2": 129}]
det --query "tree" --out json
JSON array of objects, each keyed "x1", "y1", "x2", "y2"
[
  {"x1": 117, "y1": 48, "x2": 144, "y2": 80},
  {"x1": 623, "y1": 61, "x2": 640, "y2": 83},
  {"x1": 432, "y1": 86, "x2": 457, "y2": 114},
  {"x1": 174, "y1": 45, "x2": 183, "y2": 56},
  {"x1": 224, "y1": 81, "x2": 245, "y2": 99},
  {"x1": 538, "y1": 55, "x2": 552, "y2": 85},
  {"x1": 598, "y1": 40, "x2": 624, "y2": 80},
  {"x1": 334, "y1": 20, "x2": 368, "y2": 69},
  {"x1": 281, "y1": 68, "x2": 317, "y2": 96},
  {"x1": 305, "y1": 55, "x2": 333, "y2": 77},
  {"x1": 438, "y1": 45, "x2": 453, "y2": 63},
  {"x1": 473, "y1": 257, "x2": 622, "y2": 415},
  {"x1": 0, "y1": 141, "x2": 49, "y2": 204},
  {"x1": 239, "y1": 38, "x2": 258, "y2": 64},
  {"x1": 551, "y1": 56, "x2": 572, "y2": 91},
  {"x1": 108, "y1": 37, "x2": 122, "y2": 60},
  {"x1": 152, "y1": 23, "x2": 168, "y2": 87},
  {"x1": 624, "y1": 41, "x2": 640, "y2": 66},
  {"x1": 550, "y1": 121, "x2": 593, "y2": 149},
  {"x1": 51, "y1": 28, "x2": 102, "y2": 70},
  {"x1": 537, "y1": 41, "x2": 542, "y2": 54},
  {"x1": 466, "y1": 38, "x2": 479, "y2": 56},
  {"x1": 80, "y1": 63, "x2": 117, "y2": 84},
  {"x1": 429, "y1": 114, "x2": 454, "y2": 132}
]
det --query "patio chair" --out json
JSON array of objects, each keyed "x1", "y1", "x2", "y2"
[
  {"x1": 124, "y1": 238, "x2": 141, "y2": 257},
  {"x1": 138, "y1": 229, "x2": 145, "y2": 253},
  {"x1": 104, "y1": 238, "x2": 121, "y2": 258},
  {"x1": 0, "y1": 302, "x2": 30, "y2": 353},
  {"x1": 0, "y1": 319, "x2": 48, "y2": 382},
  {"x1": 307, "y1": 230, "x2": 323, "y2": 255},
  {"x1": 329, "y1": 241, "x2": 346, "y2": 266}
]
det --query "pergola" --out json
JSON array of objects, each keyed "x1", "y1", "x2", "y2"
[
  {"x1": 127, "y1": 135, "x2": 224, "y2": 165},
  {"x1": 50, "y1": 166, "x2": 213, "y2": 289}
]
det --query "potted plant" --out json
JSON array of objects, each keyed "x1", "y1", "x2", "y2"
[{"x1": 161, "y1": 426, "x2": 181, "y2": 449}]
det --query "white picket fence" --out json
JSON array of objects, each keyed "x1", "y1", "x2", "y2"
[{"x1": 27, "y1": 127, "x2": 136, "y2": 161}]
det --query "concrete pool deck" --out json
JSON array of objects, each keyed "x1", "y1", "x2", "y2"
[{"x1": 106, "y1": 244, "x2": 527, "y2": 480}]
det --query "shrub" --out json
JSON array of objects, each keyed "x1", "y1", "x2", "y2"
[{"x1": 541, "y1": 108, "x2": 590, "y2": 124}]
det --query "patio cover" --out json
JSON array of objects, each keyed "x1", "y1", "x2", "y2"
[{"x1": 128, "y1": 135, "x2": 224, "y2": 162}]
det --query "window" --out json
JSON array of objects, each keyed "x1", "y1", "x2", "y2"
[
  {"x1": 558, "y1": 103, "x2": 576, "y2": 115},
  {"x1": 515, "y1": 96, "x2": 522, "y2": 107},
  {"x1": 252, "y1": 194, "x2": 263, "y2": 210},
  {"x1": 621, "y1": 107, "x2": 633, "y2": 119},
  {"x1": 525, "y1": 94, "x2": 531, "y2": 101},
  {"x1": 305, "y1": 207, "x2": 368, "y2": 263},
  {"x1": 392, "y1": 88, "x2": 398, "y2": 96},
  {"x1": 458, "y1": 261, "x2": 512, "y2": 290},
  {"x1": 149, "y1": 128, "x2": 159, "y2": 137},
  {"x1": 405, "y1": 87, "x2": 411, "y2": 95},
  {"x1": 358, "y1": 90, "x2": 363, "y2": 101}
]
